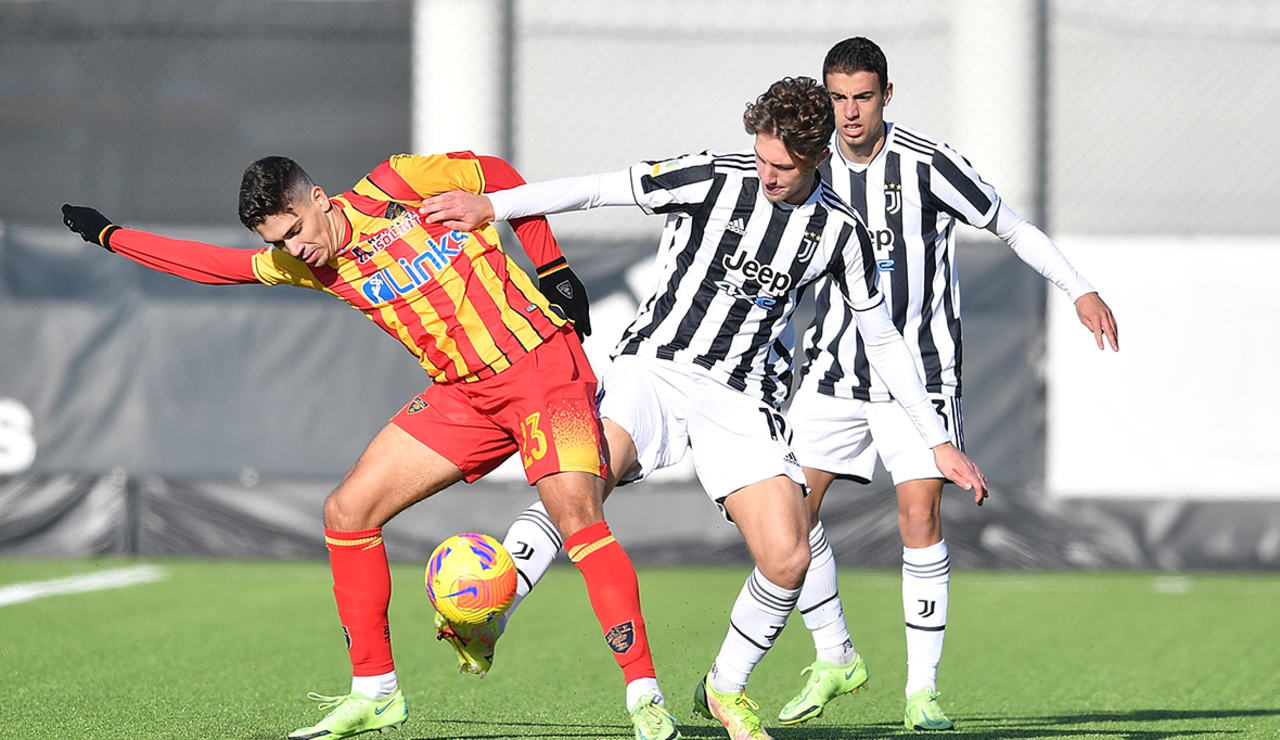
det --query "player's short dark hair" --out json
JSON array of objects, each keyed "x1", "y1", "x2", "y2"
[
  {"x1": 742, "y1": 76, "x2": 834, "y2": 170},
  {"x1": 238, "y1": 156, "x2": 315, "y2": 230},
  {"x1": 823, "y1": 36, "x2": 889, "y2": 93}
]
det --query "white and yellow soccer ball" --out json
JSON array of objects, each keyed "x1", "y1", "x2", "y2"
[{"x1": 425, "y1": 533, "x2": 518, "y2": 625}]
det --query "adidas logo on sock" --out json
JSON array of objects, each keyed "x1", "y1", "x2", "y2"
[{"x1": 726, "y1": 218, "x2": 747, "y2": 235}]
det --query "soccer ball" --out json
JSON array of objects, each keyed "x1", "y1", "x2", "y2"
[{"x1": 425, "y1": 533, "x2": 518, "y2": 625}]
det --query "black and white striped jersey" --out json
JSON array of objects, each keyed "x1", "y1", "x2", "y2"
[
  {"x1": 615, "y1": 150, "x2": 882, "y2": 408},
  {"x1": 801, "y1": 123, "x2": 1000, "y2": 401}
]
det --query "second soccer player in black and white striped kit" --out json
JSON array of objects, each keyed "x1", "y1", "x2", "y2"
[
  {"x1": 422, "y1": 77, "x2": 986, "y2": 740},
  {"x1": 776, "y1": 38, "x2": 1119, "y2": 732}
]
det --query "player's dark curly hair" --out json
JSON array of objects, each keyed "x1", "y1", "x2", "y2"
[
  {"x1": 822, "y1": 36, "x2": 889, "y2": 92},
  {"x1": 742, "y1": 77, "x2": 834, "y2": 169},
  {"x1": 238, "y1": 156, "x2": 315, "y2": 230}
]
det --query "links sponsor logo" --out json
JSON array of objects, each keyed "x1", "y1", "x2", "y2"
[{"x1": 361, "y1": 226, "x2": 468, "y2": 305}]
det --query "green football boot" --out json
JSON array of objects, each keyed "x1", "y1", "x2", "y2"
[
  {"x1": 629, "y1": 691, "x2": 682, "y2": 740},
  {"x1": 287, "y1": 688, "x2": 407, "y2": 739},
  {"x1": 434, "y1": 612, "x2": 502, "y2": 676},
  {"x1": 692, "y1": 673, "x2": 772, "y2": 740},
  {"x1": 776, "y1": 652, "x2": 870, "y2": 725},
  {"x1": 904, "y1": 687, "x2": 954, "y2": 731}
]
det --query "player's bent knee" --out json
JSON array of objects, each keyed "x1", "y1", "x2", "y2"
[
  {"x1": 323, "y1": 489, "x2": 380, "y2": 531},
  {"x1": 898, "y1": 511, "x2": 942, "y2": 547},
  {"x1": 899, "y1": 503, "x2": 940, "y2": 529},
  {"x1": 758, "y1": 540, "x2": 810, "y2": 589}
]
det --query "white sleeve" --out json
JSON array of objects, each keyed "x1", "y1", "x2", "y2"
[
  {"x1": 925, "y1": 144, "x2": 1000, "y2": 228},
  {"x1": 990, "y1": 200, "x2": 1096, "y2": 302},
  {"x1": 854, "y1": 300, "x2": 950, "y2": 448},
  {"x1": 625, "y1": 153, "x2": 719, "y2": 215},
  {"x1": 488, "y1": 170, "x2": 636, "y2": 221},
  {"x1": 828, "y1": 217, "x2": 884, "y2": 311}
]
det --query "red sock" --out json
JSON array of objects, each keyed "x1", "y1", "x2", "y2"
[
  {"x1": 326, "y1": 527, "x2": 395, "y2": 676},
  {"x1": 564, "y1": 521, "x2": 656, "y2": 684}
]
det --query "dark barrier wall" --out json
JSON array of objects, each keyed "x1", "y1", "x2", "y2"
[{"x1": 6, "y1": 227, "x2": 1278, "y2": 569}]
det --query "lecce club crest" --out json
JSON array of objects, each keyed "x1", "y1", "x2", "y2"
[{"x1": 605, "y1": 620, "x2": 636, "y2": 654}]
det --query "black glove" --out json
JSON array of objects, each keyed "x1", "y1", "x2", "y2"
[
  {"x1": 536, "y1": 257, "x2": 592, "y2": 340},
  {"x1": 61, "y1": 204, "x2": 119, "y2": 251}
]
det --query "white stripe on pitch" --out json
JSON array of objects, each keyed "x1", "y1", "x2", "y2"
[{"x1": 0, "y1": 565, "x2": 167, "y2": 607}]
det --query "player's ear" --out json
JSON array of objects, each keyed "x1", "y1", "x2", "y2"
[
  {"x1": 883, "y1": 82, "x2": 894, "y2": 106},
  {"x1": 310, "y1": 185, "x2": 331, "y2": 212}
]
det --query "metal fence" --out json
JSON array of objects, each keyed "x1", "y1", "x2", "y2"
[{"x1": 1, "y1": 0, "x2": 1277, "y2": 566}]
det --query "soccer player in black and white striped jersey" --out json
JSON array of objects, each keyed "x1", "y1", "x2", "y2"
[
  {"x1": 778, "y1": 37, "x2": 1119, "y2": 732},
  {"x1": 422, "y1": 77, "x2": 986, "y2": 740}
]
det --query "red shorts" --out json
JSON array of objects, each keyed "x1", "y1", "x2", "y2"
[{"x1": 392, "y1": 327, "x2": 607, "y2": 484}]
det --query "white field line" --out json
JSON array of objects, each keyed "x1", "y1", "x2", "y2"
[{"x1": 0, "y1": 565, "x2": 167, "y2": 607}]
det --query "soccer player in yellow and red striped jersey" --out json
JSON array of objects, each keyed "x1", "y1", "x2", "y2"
[{"x1": 60, "y1": 151, "x2": 682, "y2": 740}]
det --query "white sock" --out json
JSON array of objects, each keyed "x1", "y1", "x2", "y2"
[
  {"x1": 798, "y1": 522, "x2": 857, "y2": 665},
  {"x1": 498, "y1": 500, "x2": 562, "y2": 630},
  {"x1": 902, "y1": 539, "x2": 949, "y2": 696},
  {"x1": 710, "y1": 569, "x2": 800, "y2": 694},
  {"x1": 350, "y1": 670, "x2": 397, "y2": 699},
  {"x1": 625, "y1": 677, "x2": 663, "y2": 711}
]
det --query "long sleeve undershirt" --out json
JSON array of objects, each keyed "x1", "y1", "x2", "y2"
[
  {"x1": 989, "y1": 201, "x2": 1095, "y2": 302},
  {"x1": 855, "y1": 298, "x2": 950, "y2": 448},
  {"x1": 487, "y1": 170, "x2": 637, "y2": 220}
]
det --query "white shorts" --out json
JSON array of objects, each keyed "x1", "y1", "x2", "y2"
[
  {"x1": 787, "y1": 379, "x2": 965, "y2": 487},
  {"x1": 599, "y1": 355, "x2": 807, "y2": 517}
]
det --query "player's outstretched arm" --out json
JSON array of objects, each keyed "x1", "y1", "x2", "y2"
[
  {"x1": 62, "y1": 204, "x2": 119, "y2": 249},
  {"x1": 989, "y1": 201, "x2": 1118, "y2": 351},
  {"x1": 476, "y1": 156, "x2": 592, "y2": 338},
  {"x1": 60, "y1": 204, "x2": 259, "y2": 284},
  {"x1": 419, "y1": 190, "x2": 495, "y2": 232},
  {"x1": 421, "y1": 170, "x2": 636, "y2": 231}
]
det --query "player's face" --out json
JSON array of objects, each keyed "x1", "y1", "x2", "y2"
[
  {"x1": 825, "y1": 70, "x2": 892, "y2": 152},
  {"x1": 254, "y1": 186, "x2": 337, "y2": 267},
  {"x1": 753, "y1": 132, "x2": 821, "y2": 205}
]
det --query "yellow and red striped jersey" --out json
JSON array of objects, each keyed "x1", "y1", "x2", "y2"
[{"x1": 110, "y1": 152, "x2": 569, "y2": 384}]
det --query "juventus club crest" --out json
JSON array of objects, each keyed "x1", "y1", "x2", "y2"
[
  {"x1": 797, "y1": 230, "x2": 821, "y2": 263},
  {"x1": 885, "y1": 182, "x2": 902, "y2": 215}
]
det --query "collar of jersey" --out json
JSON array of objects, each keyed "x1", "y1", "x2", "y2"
[{"x1": 833, "y1": 121, "x2": 894, "y2": 174}]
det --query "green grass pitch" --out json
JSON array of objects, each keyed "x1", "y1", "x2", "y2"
[{"x1": 1, "y1": 559, "x2": 1277, "y2": 739}]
